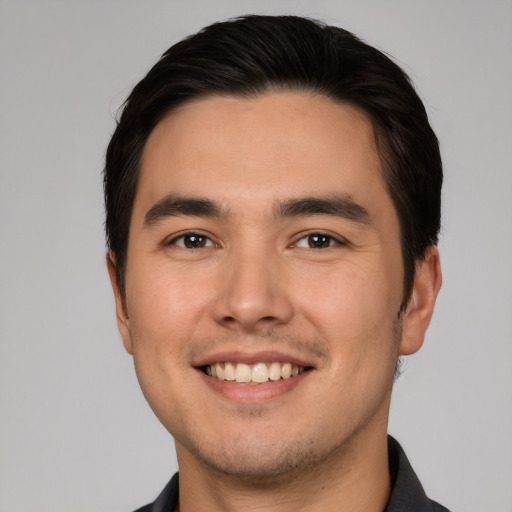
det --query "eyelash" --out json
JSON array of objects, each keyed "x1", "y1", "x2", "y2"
[
  {"x1": 166, "y1": 233, "x2": 217, "y2": 249},
  {"x1": 292, "y1": 233, "x2": 346, "y2": 249},
  {"x1": 165, "y1": 232, "x2": 346, "y2": 250}
]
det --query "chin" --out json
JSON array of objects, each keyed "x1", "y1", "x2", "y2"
[{"x1": 181, "y1": 431, "x2": 334, "y2": 486}]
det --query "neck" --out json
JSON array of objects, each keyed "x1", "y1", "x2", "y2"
[{"x1": 176, "y1": 428, "x2": 391, "y2": 512}]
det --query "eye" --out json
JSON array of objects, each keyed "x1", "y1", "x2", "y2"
[
  {"x1": 169, "y1": 233, "x2": 216, "y2": 249},
  {"x1": 294, "y1": 233, "x2": 342, "y2": 249}
]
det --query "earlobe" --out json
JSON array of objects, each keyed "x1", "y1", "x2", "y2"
[
  {"x1": 399, "y1": 246, "x2": 442, "y2": 356},
  {"x1": 106, "y1": 252, "x2": 134, "y2": 355}
]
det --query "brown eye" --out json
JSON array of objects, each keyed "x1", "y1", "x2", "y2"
[
  {"x1": 293, "y1": 233, "x2": 345, "y2": 249},
  {"x1": 183, "y1": 234, "x2": 207, "y2": 248},
  {"x1": 170, "y1": 233, "x2": 215, "y2": 248},
  {"x1": 307, "y1": 234, "x2": 332, "y2": 248}
]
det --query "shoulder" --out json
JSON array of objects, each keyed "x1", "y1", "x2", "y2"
[
  {"x1": 386, "y1": 436, "x2": 451, "y2": 512},
  {"x1": 130, "y1": 473, "x2": 179, "y2": 512},
  {"x1": 132, "y1": 506, "x2": 153, "y2": 512}
]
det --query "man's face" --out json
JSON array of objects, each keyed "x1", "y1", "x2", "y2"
[{"x1": 111, "y1": 92, "x2": 417, "y2": 479}]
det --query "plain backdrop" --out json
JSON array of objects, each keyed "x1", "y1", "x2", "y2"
[{"x1": 1, "y1": 1, "x2": 511, "y2": 511}]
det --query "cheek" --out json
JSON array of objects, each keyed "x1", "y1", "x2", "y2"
[
  {"x1": 125, "y1": 259, "x2": 213, "y2": 351},
  {"x1": 124, "y1": 262, "x2": 210, "y2": 424},
  {"x1": 297, "y1": 260, "x2": 402, "y2": 363}
]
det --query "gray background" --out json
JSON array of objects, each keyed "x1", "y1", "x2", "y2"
[{"x1": 1, "y1": 1, "x2": 511, "y2": 511}]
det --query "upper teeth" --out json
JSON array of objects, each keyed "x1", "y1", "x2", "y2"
[{"x1": 205, "y1": 362, "x2": 305, "y2": 383}]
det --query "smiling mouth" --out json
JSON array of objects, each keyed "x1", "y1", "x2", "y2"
[{"x1": 201, "y1": 362, "x2": 309, "y2": 384}]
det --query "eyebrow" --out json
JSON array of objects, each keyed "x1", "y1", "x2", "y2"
[
  {"x1": 143, "y1": 193, "x2": 372, "y2": 228},
  {"x1": 274, "y1": 195, "x2": 372, "y2": 224},
  {"x1": 143, "y1": 194, "x2": 228, "y2": 227}
]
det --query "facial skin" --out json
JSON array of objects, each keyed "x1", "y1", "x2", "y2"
[{"x1": 108, "y1": 92, "x2": 441, "y2": 511}]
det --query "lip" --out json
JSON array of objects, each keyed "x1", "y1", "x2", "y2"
[
  {"x1": 192, "y1": 350, "x2": 315, "y2": 404},
  {"x1": 196, "y1": 366, "x2": 312, "y2": 403},
  {"x1": 192, "y1": 350, "x2": 314, "y2": 368}
]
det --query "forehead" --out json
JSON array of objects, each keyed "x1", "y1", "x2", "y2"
[{"x1": 136, "y1": 91, "x2": 388, "y2": 218}]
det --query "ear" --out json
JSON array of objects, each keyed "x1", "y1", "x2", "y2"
[
  {"x1": 399, "y1": 246, "x2": 442, "y2": 356},
  {"x1": 106, "y1": 252, "x2": 134, "y2": 355}
]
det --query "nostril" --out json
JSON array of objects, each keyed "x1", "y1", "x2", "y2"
[
  {"x1": 261, "y1": 316, "x2": 277, "y2": 322},
  {"x1": 213, "y1": 289, "x2": 294, "y2": 329}
]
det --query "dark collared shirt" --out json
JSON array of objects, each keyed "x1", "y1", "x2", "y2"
[
  {"x1": 134, "y1": 436, "x2": 450, "y2": 512},
  {"x1": 385, "y1": 436, "x2": 449, "y2": 511}
]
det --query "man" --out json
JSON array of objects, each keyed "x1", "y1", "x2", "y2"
[{"x1": 104, "y1": 15, "x2": 447, "y2": 512}]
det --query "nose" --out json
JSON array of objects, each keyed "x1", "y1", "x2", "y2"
[{"x1": 212, "y1": 247, "x2": 294, "y2": 332}]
